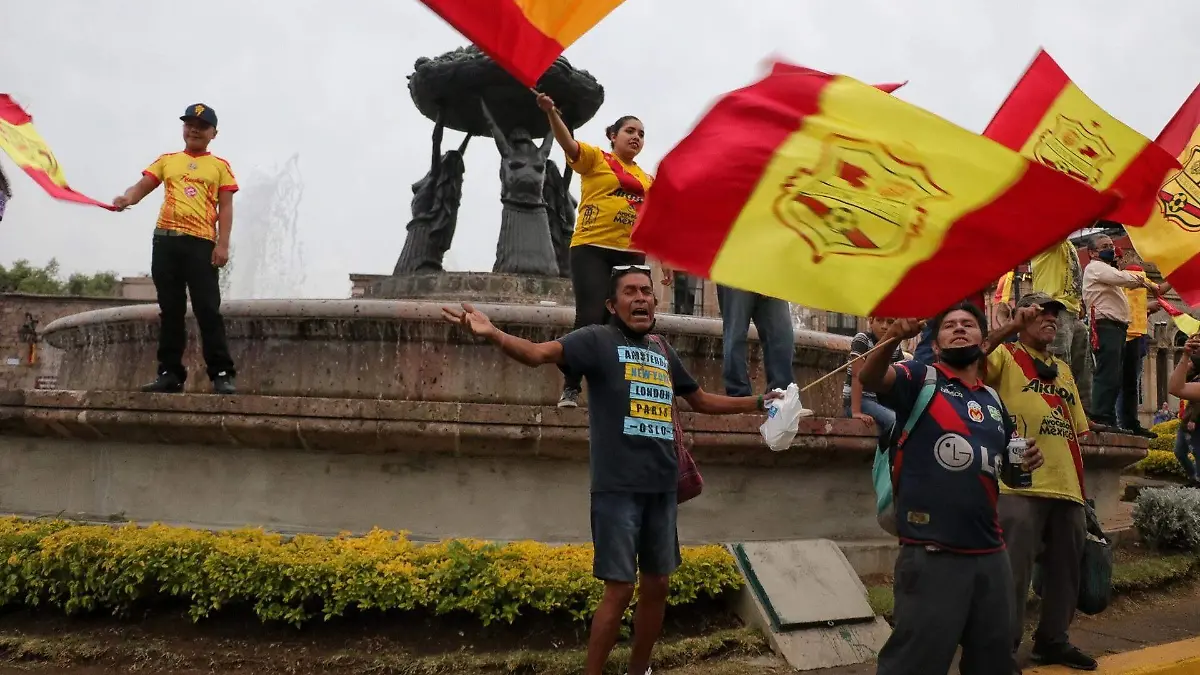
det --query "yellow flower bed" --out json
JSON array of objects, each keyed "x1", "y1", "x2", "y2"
[
  {"x1": 0, "y1": 519, "x2": 741, "y2": 627},
  {"x1": 1136, "y1": 420, "x2": 1187, "y2": 478}
]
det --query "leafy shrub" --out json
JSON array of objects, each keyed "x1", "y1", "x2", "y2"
[
  {"x1": 1152, "y1": 418, "x2": 1181, "y2": 438},
  {"x1": 0, "y1": 519, "x2": 742, "y2": 627},
  {"x1": 1135, "y1": 450, "x2": 1188, "y2": 479},
  {"x1": 1133, "y1": 487, "x2": 1200, "y2": 551}
]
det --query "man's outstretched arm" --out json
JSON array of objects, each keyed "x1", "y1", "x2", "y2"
[
  {"x1": 491, "y1": 331, "x2": 564, "y2": 367},
  {"x1": 682, "y1": 389, "x2": 770, "y2": 415},
  {"x1": 442, "y1": 302, "x2": 563, "y2": 367}
]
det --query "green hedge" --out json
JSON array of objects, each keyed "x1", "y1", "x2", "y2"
[{"x1": 0, "y1": 519, "x2": 742, "y2": 627}]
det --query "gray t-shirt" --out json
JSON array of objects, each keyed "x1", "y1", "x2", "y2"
[{"x1": 558, "y1": 324, "x2": 700, "y2": 493}]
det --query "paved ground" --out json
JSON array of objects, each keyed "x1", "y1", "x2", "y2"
[{"x1": 658, "y1": 580, "x2": 1200, "y2": 675}]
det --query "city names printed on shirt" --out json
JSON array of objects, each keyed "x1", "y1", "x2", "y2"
[{"x1": 618, "y1": 345, "x2": 675, "y2": 441}]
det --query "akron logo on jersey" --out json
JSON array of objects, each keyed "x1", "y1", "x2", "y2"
[{"x1": 934, "y1": 433, "x2": 974, "y2": 472}]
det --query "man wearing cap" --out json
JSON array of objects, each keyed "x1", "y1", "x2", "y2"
[
  {"x1": 112, "y1": 104, "x2": 238, "y2": 394},
  {"x1": 986, "y1": 293, "x2": 1096, "y2": 671}
]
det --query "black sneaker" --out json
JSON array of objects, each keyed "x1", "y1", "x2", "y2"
[
  {"x1": 141, "y1": 372, "x2": 184, "y2": 393},
  {"x1": 557, "y1": 387, "x2": 580, "y2": 408},
  {"x1": 1031, "y1": 642, "x2": 1097, "y2": 670},
  {"x1": 212, "y1": 372, "x2": 237, "y2": 395}
]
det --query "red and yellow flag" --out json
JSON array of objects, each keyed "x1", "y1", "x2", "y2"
[
  {"x1": 419, "y1": 0, "x2": 625, "y2": 87},
  {"x1": 629, "y1": 63, "x2": 1115, "y2": 317},
  {"x1": 1154, "y1": 288, "x2": 1200, "y2": 337},
  {"x1": 0, "y1": 95, "x2": 113, "y2": 210},
  {"x1": 1125, "y1": 85, "x2": 1200, "y2": 305},
  {"x1": 983, "y1": 49, "x2": 1180, "y2": 226}
]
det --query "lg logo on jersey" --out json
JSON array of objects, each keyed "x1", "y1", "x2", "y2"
[{"x1": 933, "y1": 433, "x2": 999, "y2": 474}]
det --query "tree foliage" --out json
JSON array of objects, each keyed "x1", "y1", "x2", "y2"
[{"x1": 0, "y1": 259, "x2": 120, "y2": 297}]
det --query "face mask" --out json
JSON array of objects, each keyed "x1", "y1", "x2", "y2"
[
  {"x1": 939, "y1": 345, "x2": 983, "y2": 368},
  {"x1": 1098, "y1": 249, "x2": 1116, "y2": 264}
]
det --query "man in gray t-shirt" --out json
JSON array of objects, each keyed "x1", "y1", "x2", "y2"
[{"x1": 443, "y1": 266, "x2": 776, "y2": 675}]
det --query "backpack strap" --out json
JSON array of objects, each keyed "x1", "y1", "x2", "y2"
[{"x1": 893, "y1": 365, "x2": 938, "y2": 449}]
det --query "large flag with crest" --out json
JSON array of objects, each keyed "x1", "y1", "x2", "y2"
[
  {"x1": 1126, "y1": 86, "x2": 1200, "y2": 305},
  {"x1": 629, "y1": 62, "x2": 1116, "y2": 317},
  {"x1": 983, "y1": 49, "x2": 1180, "y2": 227}
]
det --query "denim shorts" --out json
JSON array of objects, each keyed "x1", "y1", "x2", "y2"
[{"x1": 591, "y1": 491, "x2": 682, "y2": 583}]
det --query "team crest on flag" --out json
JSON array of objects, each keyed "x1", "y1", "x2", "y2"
[
  {"x1": 1032, "y1": 115, "x2": 1115, "y2": 186},
  {"x1": 1160, "y1": 146, "x2": 1200, "y2": 232},
  {"x1": 774, "y1": 135, "x2": 950, "y2": 262}
]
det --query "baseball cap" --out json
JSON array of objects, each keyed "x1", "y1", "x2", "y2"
[
  {"x1": 1016, "y1": 292, "x2": 1065, "y2": 312},
  {"x1": 180, "y1": 103, "x2": 218, "y2": 127}
]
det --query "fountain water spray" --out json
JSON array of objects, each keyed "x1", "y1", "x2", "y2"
[{"x1": 223, "y1": 154, "x2": 306, "y2": 299}]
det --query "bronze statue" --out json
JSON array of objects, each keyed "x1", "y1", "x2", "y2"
[
  {"x1": 481, "y1": 100, "x2": 559, "y2": 276},
  {"x1": 393, "y1": 116, "x2": 471, "y2": 274},
  {"x1": 543, "y1": 159, "x2": 577, "y2": 278},
  {"x1": 392, "y1": 47, "x2": 602, "y2": 280}
]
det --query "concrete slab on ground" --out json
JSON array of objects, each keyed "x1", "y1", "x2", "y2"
[{"x1": 730, "y1": 539, "x2": 889, "y2": 671}]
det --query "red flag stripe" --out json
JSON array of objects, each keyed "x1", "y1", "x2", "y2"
[
  {"x1": 1156, "y1": 84, "x2": 1200, "y2": 153},
  {"x1": 21, "y1": 169, "x2": 115, "y2": 210},
  {"x1": 1167, "y1": 252, "x2": 1200, "y2": 307},
  {"x1": 982, "y1": 50, "x2": 1069, "y2": 147},
  {"x1": 631, "y1": 66, "x2": 833, "y2": 276},
  {"x1": 419, "y1": 0, "x2": 563, "y2": 88},
  {"x1": 0, "y1": 97, "x2": 33, "y2": 125}
]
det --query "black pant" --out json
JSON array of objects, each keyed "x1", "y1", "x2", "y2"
[
  {"x1": 560, "y1": 245, "x2": 645, "y2": 391},
  {"x1": 1000, "y1": 495, "x2": 1085, "y2": 650},
  {"x1": 876, "y1": 547, "x2": 1015, "y2": 675},
  {"x1": 1118, "y1": 337, "x2": 1143, "y2": 429},
  {"x1": 151, "y1": 233, "x2": 236, "y2": 382},
  {"x1": 1089, "y1": 318, "x2": 1127, "y2": 425}
]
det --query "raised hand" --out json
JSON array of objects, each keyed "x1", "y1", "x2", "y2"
[
  {"x1": 441, "y1": 302, "x2": 498, "y2": 339},
  {"x1": 887, "y1": 318, "x2": 924, "y2": 341},
  {"x1": 1185, "y1": 335, "x2": 1200, "y2": 355},
  {"x1": 1013, "y1": 304, "x2": 1041, "y2": 327},
  {"x1": 536, "y1": 93, "x2": 556, "y2": 114}
]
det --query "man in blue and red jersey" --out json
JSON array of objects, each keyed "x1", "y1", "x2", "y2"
[{"x1": 860, "y1": 302, "x2": 1044, "y2": 675}]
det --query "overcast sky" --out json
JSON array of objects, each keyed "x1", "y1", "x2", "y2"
[{"x1": 2, "y1": 0, "x2": 1197, "y2": 298}]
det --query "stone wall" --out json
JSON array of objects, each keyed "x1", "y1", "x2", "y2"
[{"x1": 0, "y1": 294, "x2": 154, "y2": 391}]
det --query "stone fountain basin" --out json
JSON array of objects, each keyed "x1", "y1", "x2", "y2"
[
  {"x1": 0, "y1": 389, "x2": 1146, "y2": 573},
  {"x1": 40, "y1": 299, "x2": 855, "y2": 416}
]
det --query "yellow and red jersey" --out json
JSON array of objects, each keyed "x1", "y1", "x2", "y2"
[
  {"x1": 567, "y1": 141, "x2": 653, "y2": 251},
  {"x1": 143, "y1": 151, "x2": 238, "y2": 241}
]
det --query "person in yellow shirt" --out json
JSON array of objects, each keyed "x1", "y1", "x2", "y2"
[
  {"x1": 984, "y1": 292, "x2": 1096, "y2": 671},
  {"x1": 1116, "y1": 259, "x2": 1170, "y2": 437},
  {"x1": 537, "y1": 92, "x2": 667, "y2": 408},
  {"x1": 112, "y1": 103, "x2": 238, "y2": 395},
  {"x1": 1031, "y1": 239, "x2": 1091, "y2": 411}
]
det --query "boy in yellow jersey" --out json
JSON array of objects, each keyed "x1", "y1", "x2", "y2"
[{"x1": 112, "y1": 104, "x2": 238, "y2": 394}]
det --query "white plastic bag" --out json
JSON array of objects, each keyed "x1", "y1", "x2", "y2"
[{"x1": 759, "y1": 383, "x2": 812, "y2": 452}]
